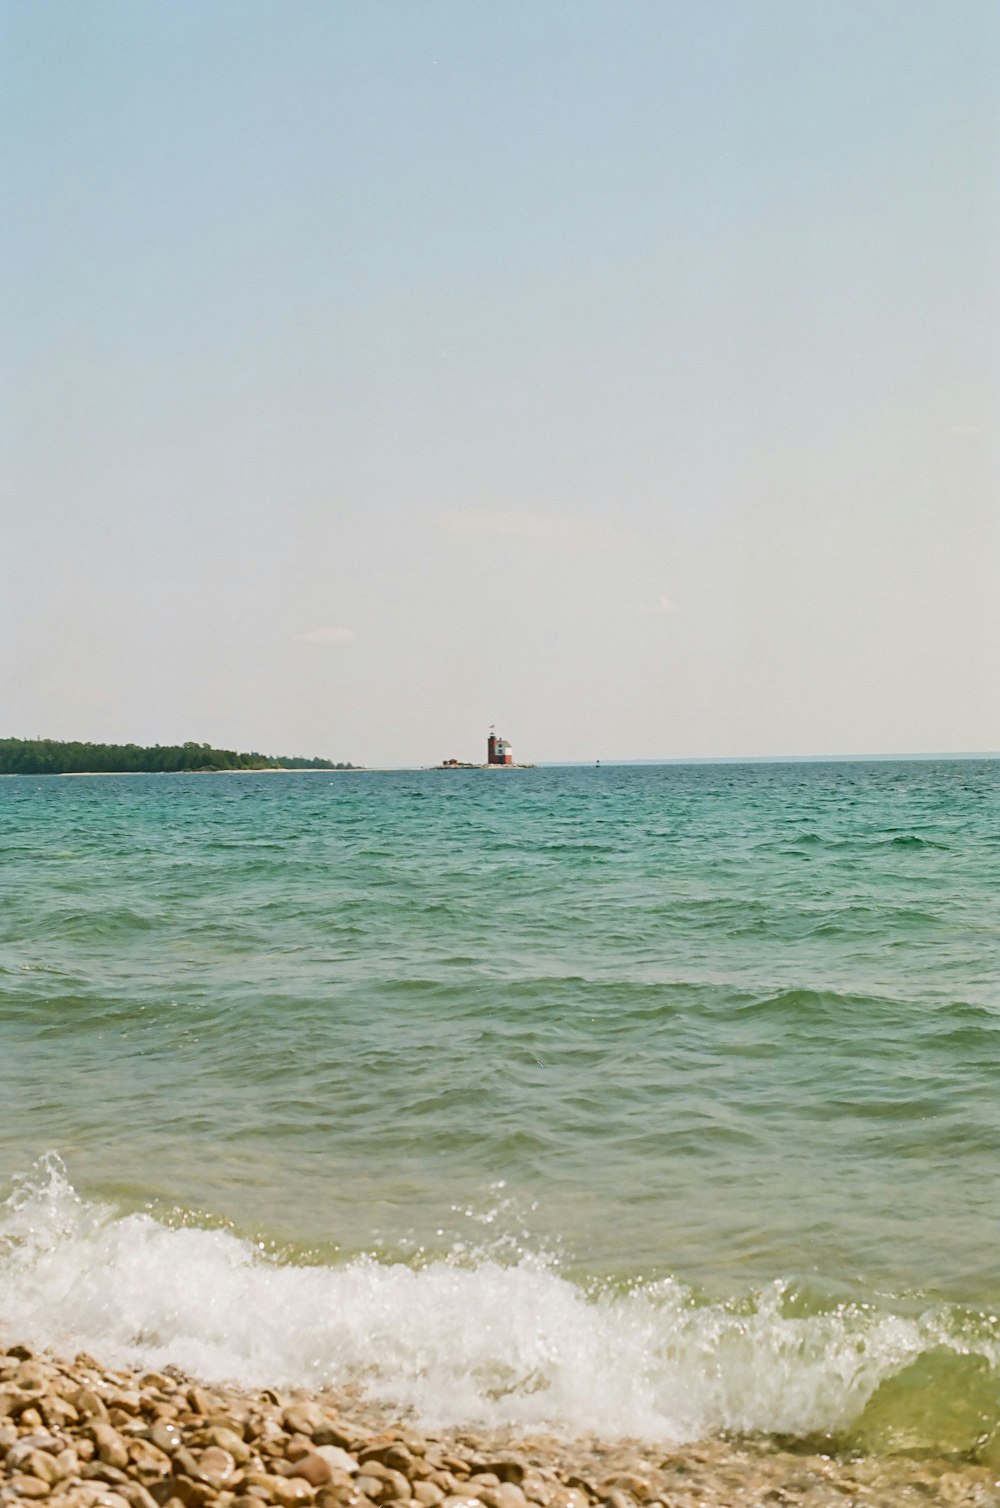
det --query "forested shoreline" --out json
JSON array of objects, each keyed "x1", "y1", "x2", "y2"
[{"x1": 0, "y1": 738, "x2": 356, "y2": 774}]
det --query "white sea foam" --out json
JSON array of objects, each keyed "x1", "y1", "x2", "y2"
[{"x1": 0, "y1": 1155, "x2": 990, "y2": 1442}]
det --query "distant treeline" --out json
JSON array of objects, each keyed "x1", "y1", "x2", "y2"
[{"x1": 0, "y1": 738, "x2": 357, "y2": 775}]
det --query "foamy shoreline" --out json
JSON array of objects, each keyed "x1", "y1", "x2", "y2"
[{"x1": 0, "y1": 1346, "x2": 994, "y2": 1508}]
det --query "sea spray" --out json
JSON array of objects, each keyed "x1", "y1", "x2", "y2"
[{"x1": 3, "y1": 1156, "x2": 999, "y2": 1449}]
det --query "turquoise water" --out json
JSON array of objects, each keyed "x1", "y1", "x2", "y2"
[{"x1": 1, "y1": 761, "x2": 999, "y2": 1448}]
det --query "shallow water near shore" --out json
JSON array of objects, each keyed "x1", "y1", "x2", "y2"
[{"x1": 1, "y1": 761, "x2": 998, "y2": 1461}]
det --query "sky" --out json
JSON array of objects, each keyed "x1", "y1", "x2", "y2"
[{"x1": 2, "y1": 1, "x2": 998, "y2": 767}]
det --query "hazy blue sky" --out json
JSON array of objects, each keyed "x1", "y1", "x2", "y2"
[{"x1": 3, "y1": 1, "x2": 998, "y2": 765}]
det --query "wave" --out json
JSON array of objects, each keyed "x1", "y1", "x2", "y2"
[
  {"x1": 14, "y1": 905, "x2": 162, "y2": 941},
  {"x1": 731, "y1": 986, "x2": 907, "y2": 1024},
  {"x1": 2, "y1": 1157, "x2": 999, "y2": 1453},
  {"x1": 883, "y1": 834, "x2": 949, "y2": 850},
  {"x1": 779, "y1": 831, "x2": 950, "y2": 853}
]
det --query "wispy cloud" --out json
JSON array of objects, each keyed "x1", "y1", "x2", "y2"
[
  {"x1": 437, "y1": 509, "x2": 605, "y2": 547},
  {"x1": 294, "y1": 626, "x2": 357, "y2": 644},
  {"x1": 640, "y1": 595, "x2": 679, "y2": 615}
]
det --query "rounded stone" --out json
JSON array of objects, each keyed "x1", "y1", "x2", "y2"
[
  {"x1": 312, "y1": 1425, "x2": 355, "y2": 1452},
  {"x1": 271, "y1": 1477, "x2": 316, "y2": 1508},
  {"x1": 243, "y1": 1471, "x2": 283, "y2": 1495},
  {"x1": 193, "y1": 1445, "x2": 237, "y2": 1487},
  {"x1": 92, "y1": 1425, "x2": 129, "y2": 1472},
  {"x1": 119, "y1": 1484, "x2": 162, "y2": 1508},
  {"x1": 282, "y1": 1406, "x2": 321, "y2": 1438},
  {"x1": 290, "y1": 1454, "x2": 334, "y2": 1488},
  {"x1": 314, "y1": 1447, "x2": 358, "y2": 1476},
  {"x1": 186, "y1": 1388, "x2": 215, "y2": 1417},
  {"x1": 363, "y1": 1446, "x2": 413, "y2": 1475},
  {"x1": 22, "y1": 1452, "x2": 65, "y2": 1487},
  {"x1": 5, "y1": 1440, "x2": 59, "y2": 1473},
  {"x1": 204, "y1": 1413, "x2": 248, "y2": 1436},
  {"x1": 149, "y1": 1423, "x2": 183, "y2": 1455},
  {"x1": 314, "y1": 1488, "x2": 360, "y2": 1508},
  {"x1": 601, "y1": 1494, "x2": 632, "y2": 1508},
  {"x1": 286, "y1": 1435, "x2": 317, "y2": 1461},
  {"x1": 54, "y1": 1448, "x2": 81, "y2": 1480},
  {"x1": 207, "y1": 1426, "x2": 251, "y2": 1465},
  {"x1": 127, "y1": 1438, "x2": 171, "y2": 1479},
  {"x1": 519, "y1": 1481, "x2": 552, "y2": 1508},
  {"x1": 108, "y1": 1391, "x2": 143, "y2": 1416},
  {"x1": 74, "y1": 1389, "x2": 110, "y2": 1423},
  {"x1": 376, "y1": 1469, "x2": 410, "y2": 1502},
  {"x1": 602, "y1": 1478, "x2": 648, "y2": 1501},
  {"x1": 413, "y1": 1485, "x2": 445, "y2": 1506},
  {"x1": 7, "y1": 1476, "x2": 52, "y2": 1499},
  {"x1": 82, "y1": 1461, "x2": 131, "y2": 1486},
  {"x1": 170, "y1": 1446, "x2": 201, "y2": 1480},
  {"x1": 480, "y1": 1487, "x2": 527, "y2": 1508}
]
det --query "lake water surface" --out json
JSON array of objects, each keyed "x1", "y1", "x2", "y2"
[{"x1": 1, "y1": 760, "x2": 998, "y2": 1452}]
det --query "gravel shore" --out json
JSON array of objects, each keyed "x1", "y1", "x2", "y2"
[{"x1": 0, "y1": 1346, "x2": 997, "y2": 1508}]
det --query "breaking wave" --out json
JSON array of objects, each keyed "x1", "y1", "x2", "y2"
[{"x1": 2, "y1": 1156, "x2": 999, "y2": 1453}]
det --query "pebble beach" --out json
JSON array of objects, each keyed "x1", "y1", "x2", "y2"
[{"x1": 2, "y1": 1347, "x2": 999, "y2": 1508}]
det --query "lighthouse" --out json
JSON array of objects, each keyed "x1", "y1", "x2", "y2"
[{"x1": 487, "y1": 730, "x2": 513, "y2": 766}]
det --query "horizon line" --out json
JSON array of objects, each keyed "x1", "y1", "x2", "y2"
[
  {"x1": 540, "y1": 750, "x2": 1000, "y2": 766},
  {"x1": 356, "y1": 750, "x2": 1000, "y2": 770}
]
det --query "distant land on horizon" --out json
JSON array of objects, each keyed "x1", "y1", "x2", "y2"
[{"x1": 0, "y1": 738, "x2": 358, "y2": 775}]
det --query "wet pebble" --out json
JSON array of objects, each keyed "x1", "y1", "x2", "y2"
[{"x1": 7, "y1": 1476, "x2": 52, "y2": 1499}]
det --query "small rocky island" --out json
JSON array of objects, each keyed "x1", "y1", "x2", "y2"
[{"x1": 436, "y1": 733, "x2": 534, "y2": 770}]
